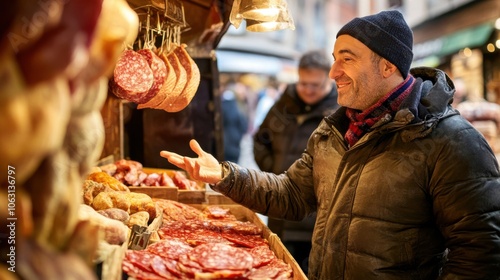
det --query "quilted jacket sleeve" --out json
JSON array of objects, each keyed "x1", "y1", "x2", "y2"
[
  {"x1": 431, "y1": 118, "x2": 500, "y2": 279},
  {"x1": 211, "y1": 159, "x2": 317, "y2": 221}
]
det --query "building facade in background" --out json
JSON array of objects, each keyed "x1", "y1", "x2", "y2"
[{"x1": 217, "y1": 0, "x2": 500, "y2": 103}]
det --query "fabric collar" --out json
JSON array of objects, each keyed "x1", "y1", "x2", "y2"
[{"x1": 344, "y1": 75, "x2": 416, "y2": 147}]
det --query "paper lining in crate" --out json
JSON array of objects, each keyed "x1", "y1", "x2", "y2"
[{"x1": 128, "y1": 167, "x2": 206, "y2": 204}]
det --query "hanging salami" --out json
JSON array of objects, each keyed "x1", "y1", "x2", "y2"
[
  {"x1": 110, "y1": 49, "x2": 154, "y2": 103},
  {"x1": 136, "y1": 49, "x2": 167, "y2": 104}
]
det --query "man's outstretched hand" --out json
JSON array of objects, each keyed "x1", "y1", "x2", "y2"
[{"x1": 160, "y1": 139, "x2": 222, "y2": 185}]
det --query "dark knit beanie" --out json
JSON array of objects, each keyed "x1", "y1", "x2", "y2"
[{"x1": 336, "y1": 10, "x2": 413, "y2": 78}]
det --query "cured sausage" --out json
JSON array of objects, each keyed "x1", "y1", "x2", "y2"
[
  {"x1": 136, "y1": 49, "x2": 167, "y2": 104},
  {"x1": 110, "y1": 50, "x2": 153, "y2": 103},
  {"x1": 136, "y1": 50, "x2": 177, "y2": 109},
  {"x1": 164, "y1": 44, "x2": 201, "y2": 112},
  {"x1": 157, "y1": 45, "x2": 188, "y2": 111}
]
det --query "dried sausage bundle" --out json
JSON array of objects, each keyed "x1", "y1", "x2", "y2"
[
  {"x1": 111, "y1": 44, "x2": 200, "y2": 112},
  {"x1": 110, "y1": 49, "x2": 156, "y2": 103}
]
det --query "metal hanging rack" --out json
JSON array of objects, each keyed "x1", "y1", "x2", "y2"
[{"x1": 128, "y1": 0, "x2": 190, "y2": 52}]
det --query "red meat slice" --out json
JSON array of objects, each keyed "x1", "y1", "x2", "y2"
[
  {"x1": 163, "y1": 259, "x2": 186, "y2": 278},
  {"x1": 123, "y1": 251, "x2": 165, "y2": 280},
  {"x1": 221, "y1": 232, "x2": 268, "y2": 248},
  {"x1": 147, "y1": 239, "x2": 192, "y2": 260},
  {"x1": 208, "y1": 220, "x2": 263, "y2": 235},
  {"x1": 247, "y1": 265, "x2": 282, "y2": 279},
  {"x1": 188, "y1": 243, "x2": 254, "y2": 272},
  {"x1": 150, "y1": 256, "x2": 178, "y2": 280},
  {"x1": 203, "y1": 206, "x2": 237, "y2": 220},
  {"x1": 247, "y1": 246, "x2": 276, "y2": 268}
]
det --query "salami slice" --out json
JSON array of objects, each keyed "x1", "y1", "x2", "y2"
[
  {"x1": 247, "y1": 265, "x2": 281, "y2": 279},
  {"x1": 177, "y1": 254, "x2": 203, "y2": 277},
  {"x1": 265, "y1": 259, "x2": 293, "y2": 279},
  {"x1": 208, "y1": 220, "x2": 263, "y2": 235},
  {"x1": 163, "y1": 259, "x2": 187, "y2": 278},
  {"x1": 203, "y1": 206, "x2": 236, "y2": 220},
  {"x1": 124, "y1": 250, "x2": 156, "y2": 272},
  {"x1": 247, "y1": 245, "x2": 276, "y2": 268},
  {"x1": 222, "y1": 232, "x2": 268, "y2": 248},
  {"x1": 123, "y1": 251, "x2": 165, "y2": 280},
  {"x1": 150, "y1": 256, "x2": 178, "y2": 280},
  {"x1": 188, "y1": 243, "x2": 254, "y2": 272},
  {"x1": 147, "y1": 239, "x2": 192, "y2": 260},
  {"x1": 111, "y1": 50, "x2": 154, "y2": 103},
  {"x1": 136, "y1": 49, "x2": 167, "y2": 104}
]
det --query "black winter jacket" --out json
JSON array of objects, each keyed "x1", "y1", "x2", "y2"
[
  {"x1": 213, "y1": 68, "x2": 500, "y2": 279},
  {"x1": 253, "y1": 84, "x2": 339, "y2": 174}
]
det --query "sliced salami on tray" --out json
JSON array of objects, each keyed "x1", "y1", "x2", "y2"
[{"x1": 123, "y1": 200, "x2": 293, "y2": 279}]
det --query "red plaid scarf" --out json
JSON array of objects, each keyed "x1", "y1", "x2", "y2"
[{"x1": 345, "y1": 75, "x2": 415, "y2": 148}]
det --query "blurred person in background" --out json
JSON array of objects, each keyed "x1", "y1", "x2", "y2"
[
  {"x1": 252, "y1": 76, "x2": 283, "y2": 133},
  {"x1": 220, "y1": 75, "x2": 248, "y2": 163},
  {"x1": 454, "y1": 78, "x2": 500, "y2": 154},
  {"x1": 252, "y1": 49, "x2": 339, "y2": 272}
]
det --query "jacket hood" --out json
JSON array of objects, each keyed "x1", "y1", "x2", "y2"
[{"x1": 405, "y1": 67, "x2": 456, "y2": 122}]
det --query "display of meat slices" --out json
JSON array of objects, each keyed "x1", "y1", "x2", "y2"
[
  {"x1": 136, "y1": 50, "x2": 177, "y2": 109},
  {"x1": 157, "y1": 45, "x2": 188, "y2": 111},
  {"x1": 110, "y1": 49, "x2": 154, "y2": 103},
  {"x1": 122, "y1": 202, "x2": 294, "y2": 280},
  {"x1": 136, "y1": 49, "x2": 167, "y2": 104}
]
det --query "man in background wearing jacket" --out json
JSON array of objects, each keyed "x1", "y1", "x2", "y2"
[
  {"x1": 253, "y1": 49, "x2": 339, "y2": 273},
  {"x1": 161, "y1": 10, "x2": 500, "y2": 280}
]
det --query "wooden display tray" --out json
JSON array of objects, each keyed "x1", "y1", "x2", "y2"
[
  {"x1": 191, "y1": 204, "x2": 308, "y2": 280},
  {"x1": 127, "y1": 167, "x2": 206, "y2": 204}
]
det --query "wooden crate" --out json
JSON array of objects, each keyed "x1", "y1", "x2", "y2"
[
  {"x1": 192, "y1": 204, "x2": 308, "y2": 280},
  {"x1": 206, "y1": 190, "x2": 236, "y2": 205},
  {"x1": 127, "y1": 186, "x2": 178, "y2": 200},
  {"x1": 135, "y1": 167, "x2": 206, "y2": 204}
]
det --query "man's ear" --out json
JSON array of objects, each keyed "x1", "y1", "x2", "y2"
[{"x1": 381, "y1": 59, "x2": 398, "y2": 78}]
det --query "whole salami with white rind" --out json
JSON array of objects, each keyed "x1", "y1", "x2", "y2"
[{"x1": 111, "y1": 49, "x2": 154, "y2": 103}]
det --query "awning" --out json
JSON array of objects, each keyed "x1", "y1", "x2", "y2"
[
  {"x1": 439, "y1": 23, "x2": 493, "y2": 56},
  {"x1": 215, "y1": 50, "x2": 296, "y2": 77},
  {"x1": 413, "y1": 22, "x2": 494, "y2": 63}
]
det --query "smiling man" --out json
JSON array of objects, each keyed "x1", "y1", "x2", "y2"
[{"x1": 160, "y1": 10, "x2": 500, "y2": 280}]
